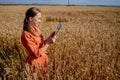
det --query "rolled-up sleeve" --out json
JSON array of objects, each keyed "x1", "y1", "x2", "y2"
[{"x1": 21, "y1": 32, "x2": 41, "y2": 58}]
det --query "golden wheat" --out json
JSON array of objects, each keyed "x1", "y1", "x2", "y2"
[{"x1": 0, "y1": 5, "x2": 120, "y2": 80}]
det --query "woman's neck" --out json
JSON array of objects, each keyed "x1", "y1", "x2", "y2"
[
  {"x1": 27, "y1": 25, "x2": 39, "y2": 37},
  {"x1": 28, "y1": 22, "x2": 38, "y2": 28}
]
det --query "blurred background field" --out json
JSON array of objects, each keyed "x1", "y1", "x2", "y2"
[{"x1": 0, "y1": 5, "x2": 120, "y2": 80}]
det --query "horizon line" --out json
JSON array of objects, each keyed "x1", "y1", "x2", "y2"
[{"x1": 0, "y1": 4, "x2": 120, "y2": 7}]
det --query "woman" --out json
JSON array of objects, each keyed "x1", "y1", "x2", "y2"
[{"x1": 21, "y1": 7, "x2": 56, "y2": 76}]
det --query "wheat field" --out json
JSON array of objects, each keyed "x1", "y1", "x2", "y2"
[{"x1": 0, "y1": 5, "x2": 120, "y2": 80}]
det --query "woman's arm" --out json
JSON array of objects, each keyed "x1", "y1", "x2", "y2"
[
  {"x1": 21, "y1": 32, "x2": 42, "y2": 57},
  {"x1": 40, "y1": 33, "x2": 56, "y2": 54}
]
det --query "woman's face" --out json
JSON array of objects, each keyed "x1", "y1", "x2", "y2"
[{"x1": 29, "y1": 12, "x2": 42, "y2": 27}]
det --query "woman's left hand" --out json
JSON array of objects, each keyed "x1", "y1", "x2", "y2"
[
  {"x1": 50, "y1": 31, "x2": 56, "y2": 43},
  {"x1": 51, "y1": 35, "x2": 56, "y2": 43},
  {"x1": 45, "y1": 31, "x2": 56, "y2": 44}
]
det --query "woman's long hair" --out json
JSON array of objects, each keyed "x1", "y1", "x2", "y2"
[{"x1": 23, "y1": 7, "x2": 41, "y2": 33}]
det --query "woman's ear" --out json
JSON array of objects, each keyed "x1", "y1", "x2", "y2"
[{"x1": 28, "y1": 17, "x2": 33, "y2": 22}]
